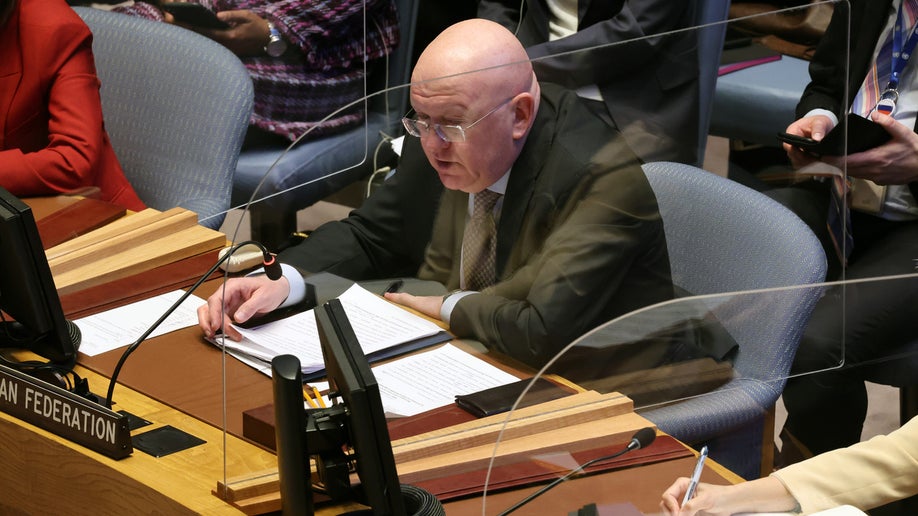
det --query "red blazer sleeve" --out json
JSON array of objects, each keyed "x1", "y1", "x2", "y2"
[{"x1": 0, "y1": 1, "x2": 144, "y2": 211}]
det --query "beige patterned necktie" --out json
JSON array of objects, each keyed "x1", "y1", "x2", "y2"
[{"x1": 461, "y1": 190, "x2": 501, "y2": 291}]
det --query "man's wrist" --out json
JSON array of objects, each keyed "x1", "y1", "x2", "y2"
[
  {"x1": 442, "y1": 289, "x2": 463, "y2": 303},
  {"x1": 440, "y1": 289, "x2": 475, "y2": 324},
  {"x1": 277, "y1": 263, "x2": 304, "y2": 308},
  {"x1": 804, "y1": 108, "x2": 838, "y2": 129}
]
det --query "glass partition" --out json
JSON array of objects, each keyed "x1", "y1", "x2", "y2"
[
  {"x1": 42, "y1": 0, "x2": 918, "y2": 513},
  {"x1": 479, "y1": 275, "x2": 918, "y2": 514},
  {"x1": 204, "y1": 0, "x2": 863, "y2": 513}
]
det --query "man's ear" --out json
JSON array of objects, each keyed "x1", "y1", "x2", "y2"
[{"x1": 511, "y1": 93, "x2": 536, "y2": 140}]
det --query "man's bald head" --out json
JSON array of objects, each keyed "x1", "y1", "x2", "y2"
[
  {"x1": 406, "y1": 19, "x2": 540, "y2": 194},
  {"x1": 413, "y1": 19, "x2": 535, "y2": 100}
]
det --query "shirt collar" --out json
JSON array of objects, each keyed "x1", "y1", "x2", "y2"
[{"x1": 485, "y1": 169, "x2": 511, "y2": 195}]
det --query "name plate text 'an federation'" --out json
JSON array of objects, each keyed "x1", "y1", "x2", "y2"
[{"x1": 0, "y1": 363, "x2": 131, "y2": 459}]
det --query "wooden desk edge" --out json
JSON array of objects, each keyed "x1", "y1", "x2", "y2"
[{"x1": 0, "y1": 362, "x2": 276, "y2": 514}]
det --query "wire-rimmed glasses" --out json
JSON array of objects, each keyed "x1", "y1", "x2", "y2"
[{"x1": 402, "y1": 96, "x2": 514, "y2": 143}]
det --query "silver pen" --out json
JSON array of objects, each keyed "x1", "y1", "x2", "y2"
[{"x1": 682, "y1": 445, "x2": 709, "y2": 506}]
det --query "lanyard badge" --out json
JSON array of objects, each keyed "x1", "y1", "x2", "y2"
[{"x1": 874, "y1": 2, "x2": 918, "y2": 115}]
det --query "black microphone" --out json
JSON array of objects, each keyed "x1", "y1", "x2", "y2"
[
  {"x1": 262, "y1": 251, "x2": 283, "y2": 280},
  {"x1": 497, "y1": 427, "x2": 657, "y2": 516},
  {"x1": 102, "y1": 240, "x2": 281, "y2": 408}
]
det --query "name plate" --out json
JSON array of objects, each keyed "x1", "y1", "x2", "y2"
[{"x1": 0, "y1": 363, "x2": 132, "y2": 459}]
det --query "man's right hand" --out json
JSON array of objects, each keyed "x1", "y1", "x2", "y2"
[
  {"x1": 197, "y1": 275, "x2": 290, "y2": 341},
  {"x1": 782, "y1": 114, "x2": 835, "y2": 169}
]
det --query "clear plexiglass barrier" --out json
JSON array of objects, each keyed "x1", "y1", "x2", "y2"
[
  {"x1": 477, "y1": 273, "x2": 918, "y2": 515},
  {"x1": 37, "y1": 0, "x2": 918, "y2": 514},
  {"x1": 205, "y1": 0, "x2": 869, "y2": 513}
]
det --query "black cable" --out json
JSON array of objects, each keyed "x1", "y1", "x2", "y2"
[
  {"x1": 103, "y1": 240, "x2": 278, "y2": 408},
  {"x1": 498, "y1": 428, "x2": 656, "y2": 516}
]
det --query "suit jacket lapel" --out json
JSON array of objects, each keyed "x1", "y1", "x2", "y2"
[{"x1": 494, "y1": 99, "x2": 554, "y2": 276}]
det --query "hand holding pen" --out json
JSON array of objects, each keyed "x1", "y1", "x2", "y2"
[{"x1": 682, "y1": 445, "x2": 708, "y2": 506}]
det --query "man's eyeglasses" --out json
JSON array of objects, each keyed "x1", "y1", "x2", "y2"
[{"x1": 402, "y1": 96, "x2": 514, "y2": 143}]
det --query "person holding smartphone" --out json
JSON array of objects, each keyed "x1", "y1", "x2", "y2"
[
  {"x1": 102, "y1": 0, "x2": 399, "y2": 148},
  {"x1": 773, "y1": 0, "x2": 918, "y2": 470}
]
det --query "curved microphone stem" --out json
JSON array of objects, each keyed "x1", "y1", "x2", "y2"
[
  {"x1": 497, "y1": 427, "x2": 656, "y2": 516},
  {"x1": 103, "y1": 240, "x2": 275, "y2": 409}
]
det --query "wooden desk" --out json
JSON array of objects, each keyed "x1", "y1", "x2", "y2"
[
  {"x1": 0, "y1": 200, "x2": 743, "y2": 514},
  {"x1": 0, "y1": 360, "x2": 276, "y2": 514},
  {"x1": 444, "y1": 453, "x2": 739, "y2": 515},
  {"x1": 0, "y1": 301, "x2": 742, "y2": 514},
  {"x1": 76, "y1": 280, "x2": 534, "y2": 442}
]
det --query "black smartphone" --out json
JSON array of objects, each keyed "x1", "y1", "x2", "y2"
[
  {"x1": 776, "y1": 131, "x2": 819, "y2": 150},
  {"x1": 814, "y1": 113, "x2": 891, "y2": 155},
  {"x1": 776, "y1": 113, "x2": 891, "y2": 156},
  {"x1": 162, "y1": 2, "x2": 229, "y2": 29}
]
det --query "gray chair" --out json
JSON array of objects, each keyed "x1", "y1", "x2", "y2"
[
  {"x1": 233, "y1": 0, "x2": 418, "y2": 250},
  {"x1": 638, "y1": 161, "x2": 828, "y2": 479},
  {"x1": 710, "y1": 55, "x2": 812, "y2": 148},
  {"x1": 74, "y1": 7, "x2": 253, "y2": 230},
  {"x1": 694, "y1": 0, "x2": 731, "y2": 164}
]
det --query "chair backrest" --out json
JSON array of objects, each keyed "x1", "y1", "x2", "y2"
[
  {"x1": 643, "y1": 161, "x2": 827, "y2": 383},
  {"x1": 368, "y1": 0, "x2": 418, "y2": 122},
  {"x1": 74, "y1": 7, "x2": 253, "y2": 229},
  {"x1": 693, "y1": 0, "x2": 730, "y2": 165},
  {"x1": 640, "y1": 161, "x2": 827, "y2": 478}
]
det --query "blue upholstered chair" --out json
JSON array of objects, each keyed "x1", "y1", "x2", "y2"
[
  {"x1": 694, "y1": 0, "x2": 731, "y2": 164},
  {"x1": 233, "y1": 0, "x2": 418, "y2": 250},
  {"x1": 638, "y1": 161, "x2": 828, "y2": 479},
  {"x1": 710, "y1": 56, "x2": 812, "y2": 148},
  {"x1": 74, "y1": 7, "x2": 253, "y2": 230}
]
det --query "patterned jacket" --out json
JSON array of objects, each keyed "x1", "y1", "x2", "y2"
[{"x1": 119, "y1": 0, "x2": 399, "y2": 141}]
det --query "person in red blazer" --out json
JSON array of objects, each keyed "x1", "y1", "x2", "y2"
[{"x1": 0, "y1": 0, "x2": 145, "y2": 211}]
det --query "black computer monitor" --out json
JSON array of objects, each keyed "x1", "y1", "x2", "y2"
[
  {"x1": 0, "y1": 187, "x2": 80, "y2": 366},
  {"x1": 315, "y1": 299, "x2": 406, "y2": 515}
]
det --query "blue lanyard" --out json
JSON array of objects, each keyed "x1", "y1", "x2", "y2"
[{"x1": 887, "y1": 0, "x2": 918, "y2": 91}]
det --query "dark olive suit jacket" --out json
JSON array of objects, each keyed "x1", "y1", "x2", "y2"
[{"x1": 278, "y1": 83, "x2": 674, "y2": 368}]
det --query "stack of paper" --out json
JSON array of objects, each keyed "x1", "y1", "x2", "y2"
[{"x1": 216, "y1": 284, "x2": 452, "y2": 379}]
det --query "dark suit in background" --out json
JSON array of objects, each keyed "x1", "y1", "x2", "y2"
[
  {"x1": 780, "y1": 0, "x2": 918, "y2": 460},
  {"x1": 412, "y1": 0, "x2": 477, "y2": 65},
  {"x1": 278, "y1": 83, "x2": 675, "y2": 368},
  {"x1": 477, "y1": 0, "x2": 701, "y2": 165}
]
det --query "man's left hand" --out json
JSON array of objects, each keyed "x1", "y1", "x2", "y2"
[
  {"x1": 822, "y1": 111, "x2": 918, "y2": 185},
  {"x1": 383, "y1": 292, "x2": 444, "y2": 321}
]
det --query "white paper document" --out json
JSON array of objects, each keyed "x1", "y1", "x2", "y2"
[
  {"x1": 371, "y1": 344, "x2": 518, "y2": 417},
  {"x1": 234, "y1": 344, "x2": 518, "y2": 416},
  {"x1": 217, "y1": 284, "x2": 448, "y2": 377},
  {"x1": 73, "y1": 290, "x2": 205, "y2": 356}
]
